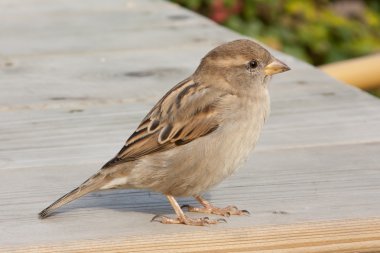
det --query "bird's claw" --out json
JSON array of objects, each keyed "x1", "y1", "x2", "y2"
[
  {"x1": 182, "y1": 203, "x2": 250, "y2": 217},
  {"x1": 180, "y1": 204, "x2": 190, "y2": 209},
  {"x1": 151, "y1": 214, "x2": 226, "y2": 226},
  {"x1": 217, "y1": 218, "x2": 227, "y2": 223},
  {"x1": 151, "y1": 214, "x2": 164, "y2": 223}
]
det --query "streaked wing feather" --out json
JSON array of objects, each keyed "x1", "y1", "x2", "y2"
[{"x1": 102, "y1": 77, "x2": 224, "y2": 169}]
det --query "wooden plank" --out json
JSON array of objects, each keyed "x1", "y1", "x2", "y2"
[
  {"x1": 3, "y1": 219, "x2": 380, "y2": 252},
  {"x1": 1, "y1": 91, "x2": 380, "y2": 170},
  {"x1": 0, "y1": 1, "x2": 229, "y2": 57},
  {"x1": 320, "y1": 54, "x2": 380, "y2": 90},
  {"x1": 0, "y1": 47, "x2": 374, "y2": 110},
  {"x1": 1, "y1": 0, "x2": 380, "y2": 251},
  {"x1": 1, "y1": 142, "x2": 380, "y2": 246}
]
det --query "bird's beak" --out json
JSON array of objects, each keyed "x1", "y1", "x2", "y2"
[{"x1": 264, "y1": 58, "x2": 290, "y2": 76}]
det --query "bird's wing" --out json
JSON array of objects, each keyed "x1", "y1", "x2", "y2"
[{"x1": 102, "y1": 77, "x2": 226, "y2": 168}]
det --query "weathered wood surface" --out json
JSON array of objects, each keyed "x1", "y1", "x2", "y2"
[{"x1": 1, "y1": 0, "x2": 380, "y2": 252}]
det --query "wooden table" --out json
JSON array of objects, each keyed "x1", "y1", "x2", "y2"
[{"x1": 1, "y1": 0, "x2": 380, "y2": 252}]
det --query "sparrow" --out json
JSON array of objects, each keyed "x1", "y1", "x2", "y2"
[{"x1": 39, "y1": 39, "x2": 290, "y2": 225}]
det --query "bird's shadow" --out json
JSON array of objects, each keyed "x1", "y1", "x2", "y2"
[{"x1": 48, "y1": 189, "x2": 212, "y2": 218}]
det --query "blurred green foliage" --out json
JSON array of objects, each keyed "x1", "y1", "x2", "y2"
[{"x1": 171, "y1": 0, "x2": 380, "y2": 66}]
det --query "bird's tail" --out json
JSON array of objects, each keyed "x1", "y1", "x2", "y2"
[{"x1": 39, "y1": 173, "x2": 106, "y2": 219}]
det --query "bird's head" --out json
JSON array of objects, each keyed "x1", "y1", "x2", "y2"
[{"x1": 194, "y1": 39, "x2": 290, "y2": 92}]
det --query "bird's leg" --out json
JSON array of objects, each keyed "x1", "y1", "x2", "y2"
[
  {"x1": 151, "y1": 195, "x2": 226, "y2": 226},
  {"x1": 182, "y1": 195, "x2": 250, "y2": 217}
]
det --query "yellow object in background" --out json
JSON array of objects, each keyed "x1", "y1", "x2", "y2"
[{"x1": 320, "y1": 54, "x2": 380, "y2": 90}]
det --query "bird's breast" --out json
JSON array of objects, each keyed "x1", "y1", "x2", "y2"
[{"x1": 213, "y1": 91, "x2": 270, "y2": 177}]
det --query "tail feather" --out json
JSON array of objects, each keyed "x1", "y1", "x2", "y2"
[{"x1": 39, "y1": 173, "x2": 106, "y2": 218}]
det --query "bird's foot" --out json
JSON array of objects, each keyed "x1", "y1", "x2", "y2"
[
  {"x1": 151, "y1": 214, "x2": 226, "y2": 226},
  {"x1": 181, "y1": 204, "x2": 250, "y2": 217}
]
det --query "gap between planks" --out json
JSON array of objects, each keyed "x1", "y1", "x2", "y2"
[{"x1": 3, "y1": 218, "x2": 380, "y2": 253}]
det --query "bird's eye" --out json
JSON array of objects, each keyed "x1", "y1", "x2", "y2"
[{"x1": 248, "y1": 60, "x2": 258, "y2": 69}]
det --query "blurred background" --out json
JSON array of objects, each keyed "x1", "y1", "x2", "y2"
[{"x1": 170, "y1": 0, "x2": 380, "y2": 98}]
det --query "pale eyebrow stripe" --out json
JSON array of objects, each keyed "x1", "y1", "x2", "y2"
[{"x1": 210, "y1": 56, "x2": 248, "y2": 67}]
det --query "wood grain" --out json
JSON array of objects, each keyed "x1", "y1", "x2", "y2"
[
  {"x1": 3, "y1": 219, "x2": 380, "y2": 253},
  {"x1": 1, "y1": 0, "x2": 380, "y2": 251}
]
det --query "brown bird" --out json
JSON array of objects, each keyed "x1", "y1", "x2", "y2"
[{"x1": 39, "y1": 39, "x2": 290, "y2": 225}]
